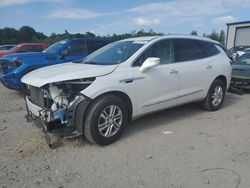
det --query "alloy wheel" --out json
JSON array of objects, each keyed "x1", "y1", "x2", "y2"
[
  {"x1": 211, "y1": 86, "x2": 223, "y2": 107},
  {"x1": 98, "y1": 105, "x2": 123, "y2": 137}
]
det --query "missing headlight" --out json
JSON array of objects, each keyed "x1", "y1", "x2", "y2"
[{"x1": 52, "y1": 77, "x2": 95, "y2": 102}]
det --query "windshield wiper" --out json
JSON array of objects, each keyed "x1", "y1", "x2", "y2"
[
  {"x1": 83, "y1": 61, "x2": 104, "y2": 65},
  {"x1": 73, "y1": 59, "x2": 83, "y2": 63},
  {"x1": 74, "y1": 61, "x2": 117, "y2": 65}
]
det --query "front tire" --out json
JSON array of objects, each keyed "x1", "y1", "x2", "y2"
[
  {"x1": 201, "y1": 79, "x2": 226, "y2": 111},
  {"x1": 84, "y1": 95, "x2": 128, "y2": 145}
]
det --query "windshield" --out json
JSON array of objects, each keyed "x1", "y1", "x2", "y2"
[
  {"x1": 43, "y1": 40, "x2": 67, "y2": 53},
  {"x1": 81, "y1": 41, "x2": 145, "y2": 65},
  {"x1": 235, "y1": 53, "x2": 250, "y2": 65}
]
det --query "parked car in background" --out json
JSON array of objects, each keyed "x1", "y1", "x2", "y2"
[
  {"x1": 0, "y1": 44, "x2": 16, "y2": 51},
  {"x1": 237, "y1": 48, "x2": 250, "y2": 57},
  {"x1": 231, "y1": 52, "x2": 250, "y2": 90},
  {"x1": 228, "y1": 46, "x2": 250, "y2": 61},
  {"x1": 21, "y1": 35, "x2": 232, "y2": 146},
  {"x1": 0, "y1": 38, "x2": 110, "y2": 90},
  {"x1": 0, "y1": 43, "x2": 48, "y2": 57},
  {"x1": 244, "y1": 48, "x2": 250, "y2": 53}
]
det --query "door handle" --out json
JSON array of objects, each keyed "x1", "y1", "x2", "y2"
[
  {"x1": 206, "y1": 65, "x2": 213, "y2": 69},
  {"x1": 170, "y1": 70, "x2": 178, "y2": 74}
]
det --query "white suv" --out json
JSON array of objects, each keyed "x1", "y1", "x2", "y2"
[{"x1": 22, "y1": 35, "x2": 232, "y2": 146}]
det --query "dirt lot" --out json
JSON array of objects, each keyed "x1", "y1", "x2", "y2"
[{"x1": 0, "y1": 84, "x2": 250, "y2": 188}]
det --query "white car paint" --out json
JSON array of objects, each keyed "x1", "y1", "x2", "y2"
[
  {"x1": 22, "y1": 35, "x2": 232, "y2": 119},
  {"x1": 21, "y1": 62, "x2": 118, "y2": 87}
]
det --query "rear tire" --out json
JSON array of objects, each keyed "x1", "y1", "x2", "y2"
[
  {"x1": 84, "y1": 95, "x2": 128, "y2": 145},
  {"x1": 201, "y1": 79, "x2": 226, "y2": 111}
]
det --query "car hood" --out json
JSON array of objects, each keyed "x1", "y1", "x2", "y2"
[
  {"x1": 3, "y1": 52, "x2": 53, "y2": 59},
  {"x1": 21, "y1": 62, "x2": 118, "y2": 87},
  {"x1": 232, "y1": 64, "x2": 250, "y2": 79}
]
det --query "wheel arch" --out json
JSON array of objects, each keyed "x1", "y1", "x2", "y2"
[
  {"x1": 214, "y1": 75, "x2": 228, "y2": 88},
  {"x1": 87, "y1": 91, "x2": 133, "y2": 122},
  {"x1": 18, "y1": 66, "x2": 36, "y2": 79}
]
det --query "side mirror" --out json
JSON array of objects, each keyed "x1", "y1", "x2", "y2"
[{"x1": 140, "y1": 57, "x2": 160, "y2": 73}]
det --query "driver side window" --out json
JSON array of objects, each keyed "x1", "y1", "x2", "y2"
[
  {"x1": 133, "y1": 40, "x2": 174, "y2": 66},
  {"x1": 67, "y1": 42, "x2": 87, "y2": 56}
]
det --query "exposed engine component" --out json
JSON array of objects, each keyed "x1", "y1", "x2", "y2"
[{"x1": 25, "y1": 77, "x2": 95, "y2": 125}]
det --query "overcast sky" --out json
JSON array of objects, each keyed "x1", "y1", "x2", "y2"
[{"x1": 0, "y1": 0, "x2": 249, "y2": 36}]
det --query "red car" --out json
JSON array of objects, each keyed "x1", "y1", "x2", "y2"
[{"x1": 0, "y1": 43, "x2": 48, "y2": 57}]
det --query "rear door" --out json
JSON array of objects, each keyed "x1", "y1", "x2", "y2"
[{"x1": 172, "y1": 39, "x2": 220, "y2": 104}]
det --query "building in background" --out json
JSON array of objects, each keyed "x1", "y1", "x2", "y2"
[{"x1": 226, "y1": 21, "x2": 250, "y2": 49}]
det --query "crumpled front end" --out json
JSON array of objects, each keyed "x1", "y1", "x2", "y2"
[{"x1": 24, "y1": 78, "x2": 95, "y2": 141}]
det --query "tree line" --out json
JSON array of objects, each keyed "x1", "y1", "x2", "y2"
[
  {"x1": 190, "y1": 30, "x2": 226, "y2": 45},
  {"x1": 0, "y1": 25, "x2": 225, "y2": 45}
]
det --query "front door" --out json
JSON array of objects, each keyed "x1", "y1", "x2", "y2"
[{"x1": 133, "y1": 39, "x2": 180, "y2": 115}]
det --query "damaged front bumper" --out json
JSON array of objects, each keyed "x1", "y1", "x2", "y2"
[
  {"x1": 25, "y1": 93, "x2": 91, "y2": 146},
  {"x1": 23, "y1": 77, "x2": 95, "y2": 147}
]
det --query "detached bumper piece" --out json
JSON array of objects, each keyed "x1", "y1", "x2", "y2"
[{"x1": 230, "y1": 77, "x2": 250, "y2": 95}]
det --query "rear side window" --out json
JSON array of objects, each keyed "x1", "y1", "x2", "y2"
[
  {"x1": 173, "y1": 39, "x2": 203, "y2": 62},
  {"x1": 199, "y1": 41, "x2": 220, "y2": 57},
  {"x1": 133, "y1": 40, "x2": 174, "y2": 66},
  {"x1": 87, "y1": 41, "x2": 106, "y2": 55}
]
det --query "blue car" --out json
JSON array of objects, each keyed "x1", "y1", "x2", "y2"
[{"x1": 0, "y1": 38, "x2": 110, "y2": 90}]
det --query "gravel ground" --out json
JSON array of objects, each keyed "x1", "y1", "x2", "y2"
[{"x1": 0, "y1": 84, "x2": 250, "y2": 188}]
